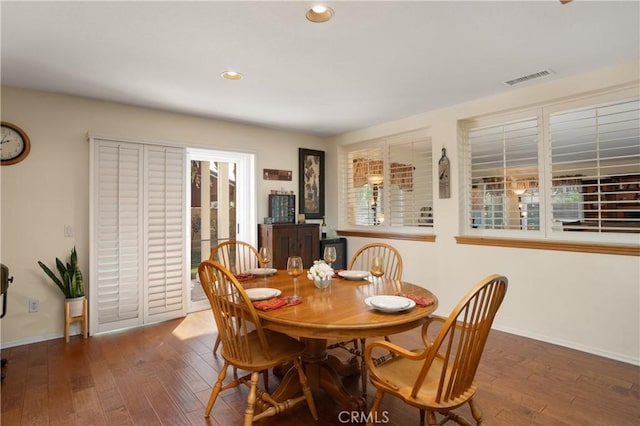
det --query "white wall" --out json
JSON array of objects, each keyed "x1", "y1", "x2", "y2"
[
  {"x1": 0, "y1": 87, "x2": 325, "y2": 345},
  {"x1": 328, "y1": 60, "x2": 640, "y2": 365}
]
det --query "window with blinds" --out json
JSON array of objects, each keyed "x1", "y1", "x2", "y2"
[
  {"x1": 461, "y1": 87, "x2": 640, "y2": 241},
  {"x1": 464, "y1": 114, "x2": 540, "y2": 231},
  {"x1": 343, "y1": 130, "x2": 432, "y2": 230},
  {"x1": 550, "y1": 98, "x2": 640, "y2": 233}
]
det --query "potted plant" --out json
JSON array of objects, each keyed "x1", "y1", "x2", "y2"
[{"x1": 37, "y1": 246, "x2": 85, "y2": 316}]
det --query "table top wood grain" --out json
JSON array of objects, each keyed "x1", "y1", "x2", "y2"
[{"x1": 242, "y1": 270, "x2": 438, "y2": 340}]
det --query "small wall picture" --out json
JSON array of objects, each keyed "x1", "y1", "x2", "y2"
[{"x1": 263, "y1": 169, "x2": 292, "y2": 181}]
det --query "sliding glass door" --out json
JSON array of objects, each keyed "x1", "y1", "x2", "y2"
[{"x1": 188, "y1": 149, "x2": 256, "y2": 312}]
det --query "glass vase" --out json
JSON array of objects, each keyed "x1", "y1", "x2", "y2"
[{"x1": 314, "y1": 277, "x2": 331, "y2": 289}]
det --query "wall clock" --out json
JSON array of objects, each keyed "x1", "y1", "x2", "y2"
[{"x1": 1, "y1": 121, "x2": 31, "y2": 165}]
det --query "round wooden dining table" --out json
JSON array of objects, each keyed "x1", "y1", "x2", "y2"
[{"x1": 241, "y1": 270, "x2": 438, "y2": 410}]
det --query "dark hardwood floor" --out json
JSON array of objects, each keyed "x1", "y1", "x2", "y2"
[{"x1": 1, "y1": 310, "x2": 638, "y2": 425}]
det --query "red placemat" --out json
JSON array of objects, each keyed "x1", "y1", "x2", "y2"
[
  {"x1": 234, "y1": 273, "x2": 254, "y2": 282},
  {"x1": 253, "y1": 297, "x2": 302, "y2": 311},
  {"x1": 403, "y1": 294, "x2": 435, "y2": 307}
]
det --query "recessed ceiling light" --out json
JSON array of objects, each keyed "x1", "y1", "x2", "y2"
[
  {"x1": 306, "y1": 5, "x2": 334, "y2": 23},
  {"x1": 221, "y1": 71, "x2": 242, "y2": 80}
]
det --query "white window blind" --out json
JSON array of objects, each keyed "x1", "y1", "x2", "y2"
[
  {"x1": 549, "y1": 98, "x2": 640, "y2": 233},
  {"x1": 91, "y1": 138, "x2": 187, "y2": 334},
  {"x1": 465, "y1": 115, "x2": 540, "y2": 231},
  {"x1": 342, "y1": 130, "x2": 432, "y2": 230}
]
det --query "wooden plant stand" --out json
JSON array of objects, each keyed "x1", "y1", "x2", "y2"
[{"x1": 64, "y1": 298, "x2": 88, "y2": 343}]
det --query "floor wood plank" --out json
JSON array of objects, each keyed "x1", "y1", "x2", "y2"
[{"x1": 1, "y1": 310, "x2": 639, "y2": 425}]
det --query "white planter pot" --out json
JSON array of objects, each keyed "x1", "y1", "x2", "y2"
[{"x1": 66, "y1": 296, "x2": 85, "y2": 317}]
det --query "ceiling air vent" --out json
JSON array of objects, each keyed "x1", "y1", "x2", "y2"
[{"x1": 503, "y1": 69, "x2": 554, "y2": 87}]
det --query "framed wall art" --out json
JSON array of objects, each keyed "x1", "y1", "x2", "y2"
[{"x1": 298, "y1": 148, "x2": 325, "y2": 219}]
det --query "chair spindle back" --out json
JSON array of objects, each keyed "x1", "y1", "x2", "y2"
[
  {"x1": 348, "y1": 242, "x2": 403, "y2": 280},
  {"x1": 414, "y1": 274, "x2": 508, "y2": 403},
  {"x1": 198, "y1": 260, "x2": 271, "y2": 366},
  {"x1": 209, "y1": 240, "x2": 260, "y2": 275}
]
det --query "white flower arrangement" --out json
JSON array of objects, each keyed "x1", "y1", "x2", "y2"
[{"x1": 307, "y1": 260, "x2": 334, "y2": 281}]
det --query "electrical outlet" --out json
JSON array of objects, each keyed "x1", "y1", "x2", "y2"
[
  {"x1": 29, "y1": 298, "x2": 39, "y2": 313},
  {"x1": 64, "y1": 225, "x2": 73, "y2": 237}
]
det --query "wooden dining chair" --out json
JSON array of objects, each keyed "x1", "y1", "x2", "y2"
[
  {"x1": 348, "y1": 242, "x2": 403, "y2": 281},
  {"x1": 329, "y1": 242, "x2": 404, "y2": 396},
  {"x1": 198, "y1": 260, "x2": 318, "y2": 425},
  {"x1": 209, "y1": 240, "x2": 261, "y2": 274},
  {"x1": 364, "y1": 274, "x2": 508, "y2": 426},
  {"x1": 209, "y1": 240, "x2": 261, "y2": 354}
]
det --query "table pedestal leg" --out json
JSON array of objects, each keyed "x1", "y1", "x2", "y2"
[{"x1": 271, "y1": 338, "x2": 365, "y2": 411}]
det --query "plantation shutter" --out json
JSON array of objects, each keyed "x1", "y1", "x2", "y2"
[
  {"x1": 342, "y1": 129, "x2": 433, "y2": 229},
  {"x1": 549, "y1": 97, "x2": 640, "y2": 232},
  {"x1": 93, "y1": 140, "x2": 144, "y2": 331},
  {"x1": 464, "y1": 114, "x2": 539, "y2": 231},
  {"x1": 388, "y1": 134, "x2": 432, "y2": 227},
  {"x1": 144, "y1": 145, "x2": 186, "y2": 322},
  {"x1": 91, "y1": 138, "x2": 187, "y2": 334},
  {"x1": 346, "y1": 146, "x2": 384, "y2": 226}
]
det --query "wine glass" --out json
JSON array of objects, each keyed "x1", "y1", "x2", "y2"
[
  {"x1": 258, "y1": 247, "x2": 271, "y2": 281},
  {"x1": 370, "y1": 256, "x2": 384, "y2": 284},
  {"x1": 287, "y1": 256, "x2": 303, "y2": 303},
  {"x1": 323, "y1": 246, "x2": 337, "y2": 268}
]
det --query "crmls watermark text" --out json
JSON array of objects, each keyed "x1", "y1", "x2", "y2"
[{"x1": 338, "y1": 410, "x2": 390, "y2": 424}]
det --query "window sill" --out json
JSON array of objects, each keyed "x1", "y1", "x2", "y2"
[
  {"x1": 455, "y1": 236, "x2": 639, "y2": 256},
  {"x1": 337, "y1": 230, "x2": 436, "y2": 242}
]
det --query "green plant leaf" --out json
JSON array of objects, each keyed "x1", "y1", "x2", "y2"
[
  {"x1": 38, "y1": 247, "x2": 83, "y2": 299},
  {"x1": 37, "y1": 261, "x2": 68, "y2": 296}
]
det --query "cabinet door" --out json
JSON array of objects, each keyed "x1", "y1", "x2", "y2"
[
  {"x1": 272, "y1": 226, "x2": 297, "y2": 269},
  {"x1": 258, "y1": 224, "x2": 319, "y2": 269},
  {"x1": 298, "y1": 226, "x2": 319, "y2": 268}
]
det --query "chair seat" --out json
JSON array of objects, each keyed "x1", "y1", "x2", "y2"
[
  {"x1": 222, "y1": 329, "x2": 306, "y2": 371},
  {"x1": 373, "y1": 354, "x2": 478, "y2": 410}
]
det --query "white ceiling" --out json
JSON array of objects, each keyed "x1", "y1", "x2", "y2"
[{"x1": 1, "y1": 1, "x2": 638, "y2": 137}]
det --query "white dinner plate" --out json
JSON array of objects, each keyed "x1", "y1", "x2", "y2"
[
  {"x1": 248, "y1": 267, "x2": 278, "y2": 276},
  {"x1": 364, "y1": 295, "x2": 415, "y2": 313},
  {"x1": 245, "y1": 288, "x2": 282, "y2": 301},
  {"x1": 338, "y1": 270, "x2": 370, "y2": 280}
]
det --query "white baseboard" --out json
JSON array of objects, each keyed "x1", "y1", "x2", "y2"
[
  {"x1": 1, "y1": 332, "x2": 64, "y2": 349},
  {"x1": 493, "y1": 324, "x2": 640, "y2": 366}
]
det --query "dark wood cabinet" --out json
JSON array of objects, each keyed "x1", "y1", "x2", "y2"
[{"x1": 258, "y1": 223, "x2": 320, "y2": 269}]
